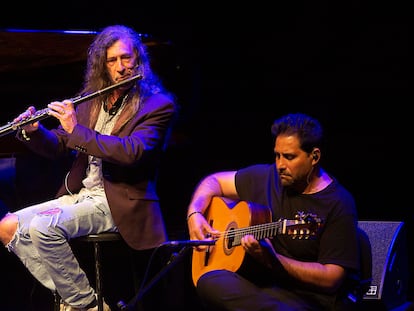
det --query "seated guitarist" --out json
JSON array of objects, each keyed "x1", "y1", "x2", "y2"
[{"x1": 186, "y1": 112, "x2": 360, "y2": 311}]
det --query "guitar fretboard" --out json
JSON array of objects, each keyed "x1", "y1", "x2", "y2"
[{"x1": 223, "y1": 219, "x2": 317, "y2": 247}]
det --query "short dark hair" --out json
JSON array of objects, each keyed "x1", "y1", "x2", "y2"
[{"x1": 271, "y1": 113, "x2": 324, "y2": 154}]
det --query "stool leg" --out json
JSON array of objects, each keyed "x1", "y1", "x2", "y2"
[
  {"x1": 53, "y1": 291, "x2": 61, "y2": 311},
  {"x1": 93, "y1": 241, "x2": 103, "y2": 311}
]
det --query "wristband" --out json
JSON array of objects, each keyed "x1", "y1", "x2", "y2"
[{"x1": 186, "y1": 211, "x2": 203, "y2": 221}]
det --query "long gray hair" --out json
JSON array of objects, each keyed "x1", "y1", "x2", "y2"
[{"x1": 77, "y1": 25, "x2": 172, "y2": 132}]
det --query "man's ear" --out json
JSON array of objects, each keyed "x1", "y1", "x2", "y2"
[{"x1": 311, "y1": 149, "x2": 320, "y2": 162}]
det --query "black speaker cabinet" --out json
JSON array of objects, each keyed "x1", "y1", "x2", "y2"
[{"x1": 358, "y1": 221, "x2": 408, "y2": 310}]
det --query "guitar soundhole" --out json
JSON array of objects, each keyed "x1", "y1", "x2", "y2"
[{"x1": 223, "y1": 221, "x2": 237, "y2": 255}]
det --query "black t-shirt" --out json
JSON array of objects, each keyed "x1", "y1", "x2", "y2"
[{"x1": 235, "y1": 163, "x2": 360, "y2": 308}]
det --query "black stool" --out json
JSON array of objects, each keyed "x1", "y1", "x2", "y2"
[{"x1": 54, "y1": 232, "x2": 123, "y2": 311}]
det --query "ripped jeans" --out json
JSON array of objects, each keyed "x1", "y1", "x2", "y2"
[{"x1": 5, "y1": 187, "x2": 117, "y2": 308}]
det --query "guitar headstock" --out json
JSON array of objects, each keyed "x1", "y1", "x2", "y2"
[{"x1": 283, "y1": 213, "x2": 324, "y2": 239}]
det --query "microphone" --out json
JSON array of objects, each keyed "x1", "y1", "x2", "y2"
[{"x1": 163, "y1": 240, "x2": 216, "y2": 247}]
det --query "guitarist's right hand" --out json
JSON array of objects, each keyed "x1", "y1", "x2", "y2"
[
  {"x1": 187, "y1": 211, "x2": 219, "y2": 251},
  {"x1": 186, "y1": 171, "x2": 239, "y2": 251}
]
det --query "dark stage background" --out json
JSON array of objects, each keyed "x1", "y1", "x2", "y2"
[{"x1": 0, "y1": 1, "x2": 411, "y2": 310}]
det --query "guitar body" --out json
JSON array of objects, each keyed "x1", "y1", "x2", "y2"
[{"x1": 191, "y1": 196, "x2": 272, "y2": 286}]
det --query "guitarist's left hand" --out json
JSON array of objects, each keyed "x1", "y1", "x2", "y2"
[{"x1": 241, "y1": 235, "x2": 277, "y2": 269}]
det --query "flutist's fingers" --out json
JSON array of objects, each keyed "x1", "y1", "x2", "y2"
[
  {"x1": 12, "y1": 106, "x2": 39, "y2": 133},
  {"x1": 48, "y1": 100, "x2": 77, "y2": 133},
  {"x1": 13, "y1": 106, "x2": 36, "y2": 123},
  {"x1": 48, "y1": 100, "x2": 73, "y2": 117}
]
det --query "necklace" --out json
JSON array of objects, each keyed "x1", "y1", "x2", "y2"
[
  {"x1": 304, "y1": 170, "x2": 332, "y2": 194},
  {"x1": 105, "y1": 93, "x2": 129, "y2": 115}
]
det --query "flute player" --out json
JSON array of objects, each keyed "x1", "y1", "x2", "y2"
[{"x1": 0, "y1": 24, "x2": 177, "y2": 311}]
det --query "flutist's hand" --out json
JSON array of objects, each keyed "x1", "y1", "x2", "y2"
[
  {"x1": 13, "y1": 106, "x2": 39, "y2": 133},
  {"x1": 48, "y1": 99, "x2": 77, "y2": 134}
]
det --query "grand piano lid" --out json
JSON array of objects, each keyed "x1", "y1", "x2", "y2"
[
  {"x1": 0, "y1": 29, "x2": 98, "y2": 73},
  {"x1": 0, "y1": 28, "x2": 159, "y2": 73}
]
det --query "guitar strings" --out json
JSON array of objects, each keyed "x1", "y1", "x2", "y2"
[{"x1": 214, "y1": 220, "x2": 316, "y2": 242}]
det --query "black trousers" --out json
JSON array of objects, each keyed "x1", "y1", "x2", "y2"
[{"x1": 196, "y1": 270, "x2": 339, "y2": 311}]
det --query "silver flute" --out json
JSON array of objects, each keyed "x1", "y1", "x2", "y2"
[{"x1": 0, "y1": 74, "x2": 142, "y2": 137}]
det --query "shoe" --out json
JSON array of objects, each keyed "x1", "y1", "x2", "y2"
[{"x1": 60, "y1": 299, "x2": 111, "y2": 311}]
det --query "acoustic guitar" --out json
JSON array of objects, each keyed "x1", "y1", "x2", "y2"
[{"x1": 191, "y1": 196, "x2": 323, "y2": 286}]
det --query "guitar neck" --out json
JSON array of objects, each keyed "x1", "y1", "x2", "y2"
[
  {"x1": 226, "y1": 220, "x2": 284, "y2": 247},
  {"x1": 226, "y1": 219, "x2": 315, "y2": 247}
]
